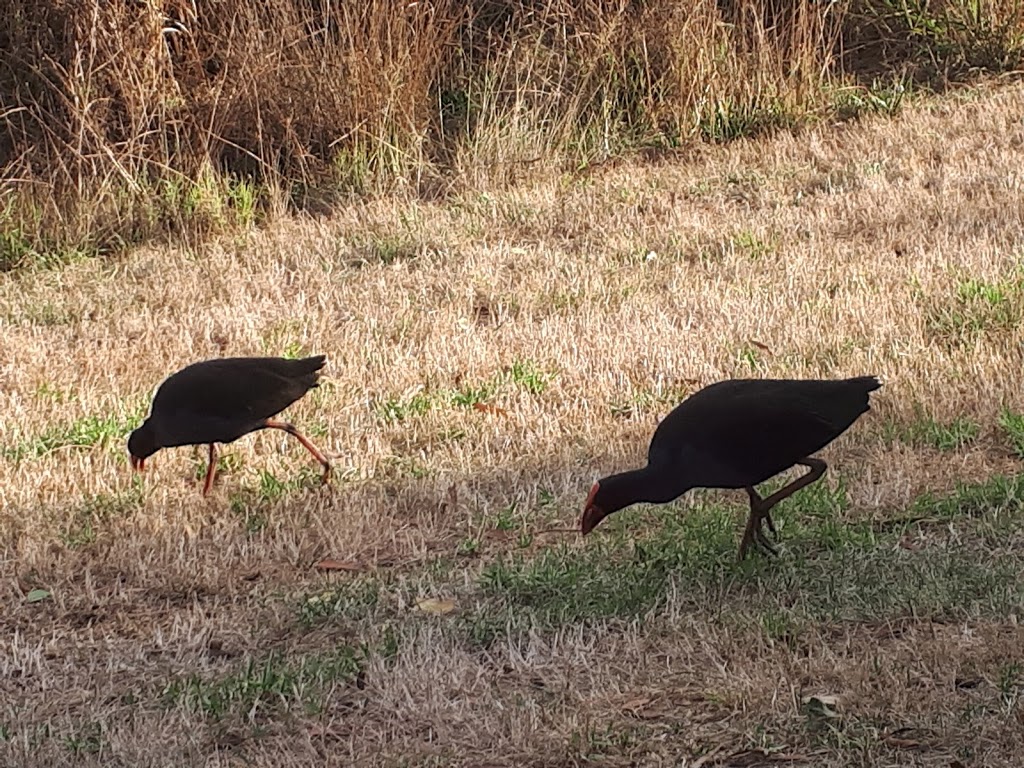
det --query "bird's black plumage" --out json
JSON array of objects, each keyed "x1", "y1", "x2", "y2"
[
  {"x1": 127, "y1": 355, "x2": 331, "y2": 494},
  {"x1": 581, "y1": 376, "x2": 881, "y2": 559}
]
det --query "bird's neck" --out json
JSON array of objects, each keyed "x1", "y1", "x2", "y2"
[{"x1": 601, "y1": 464, "x2": 691, "y2": 513}]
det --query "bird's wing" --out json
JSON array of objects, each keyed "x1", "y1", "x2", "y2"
[
  {"x1": 155, "y1": 363, "x2": 308, "y2": 423},
  {"x1": 648, "y1": 382, "x2": 848, "y2": 480}
]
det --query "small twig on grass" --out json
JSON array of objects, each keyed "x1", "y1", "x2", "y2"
[{"x1": 533, "y1": 527, "x2": 581, "y2": 536}]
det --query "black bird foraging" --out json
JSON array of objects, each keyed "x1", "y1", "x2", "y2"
[
  {"x1": 580, "y1": 376, "x2": 882, "y2": 560},
  {"x1": 127, "y1": 355, "x2": 332, "y2": 495}
]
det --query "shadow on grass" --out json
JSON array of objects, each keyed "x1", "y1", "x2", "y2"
[
  {"x1": 14, "y1": 434, "x2": 1024, "y2": 733},
  {"x1": 296, "y1": 466, "x2": 1024, "y2": 654}
]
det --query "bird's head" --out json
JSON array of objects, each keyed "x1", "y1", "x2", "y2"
[
  {"x1": 580, "y1": 481, "x2": 609, "y2": 535},
  {"x1": 581, "y1": 467, "x2": 686, "y2": 535},
  {"x1": 126, "y1": 423, "x2": 158, "y2": 472}
]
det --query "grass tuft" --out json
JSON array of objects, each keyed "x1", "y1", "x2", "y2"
[
  {"x1": 885, "y1": 410, "x2": 982, "y2": 451},
  {"x1": 3, "y1": 406, "x2": 146, "y2": 463},
  {"x1": 163, "y1": 646, "x2": 364, "y2": 722}
]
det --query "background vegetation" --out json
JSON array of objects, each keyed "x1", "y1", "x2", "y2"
[{"x1": 3, "y1": 0, "x2": 1024, "y2": 267}]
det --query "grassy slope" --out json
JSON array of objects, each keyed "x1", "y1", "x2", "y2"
[{"x1": 2, "y1": 81, "x2": 1024, "y2": 765}]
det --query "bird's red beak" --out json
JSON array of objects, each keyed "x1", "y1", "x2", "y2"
[
  {"x1": 130, "y1": 455, "x2": 145, "y2": 472},
  {"x1": 580, "y1": 481, "x2": 604, "y2": 535}
]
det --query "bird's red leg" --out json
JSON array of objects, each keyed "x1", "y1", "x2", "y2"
[
  {"x1": 737, "y1": 459, "x2": 827, "y2": 561},
  {"x1": 263, "y1": 419, "x2": 332, "y2": 484},
  {"x1": 202, "y1": 444, "x2": 217, "y2": 496},
  {"x1": 757, "y1": 458, "x2": 827, "y2": 511}
]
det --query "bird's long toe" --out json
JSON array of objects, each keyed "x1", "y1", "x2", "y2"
[
  {"x1": 736, "y1": 537, "x2": 751, "y2": 562},
  {"x1": 737, "y1": 513, "x2": 759, "y2": 561},
  {"x1": 753, "y1": 518, "x2": 778, "y2": 556}
]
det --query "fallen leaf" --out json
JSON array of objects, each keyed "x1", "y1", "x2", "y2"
[
  {"x1": 802, "y1": 693, "x2": 841, "y2": 719},
  {"x1": 26, "y1": 589, "x2": 51, "y2": 603},
  {"x1": 473, "y1": 402, "x2": 508, "y2": 416},
  {"x1": 315, "y1": 558, "x2": 364, "y2": 572},
  {"x1": 748, "y1": 339, "x2": 773, "y2": 354},
  {"x1": 415, "y1": 597, "x2": 456, "y2": 615}
]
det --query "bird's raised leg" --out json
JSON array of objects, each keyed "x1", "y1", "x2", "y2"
[
  {"x1": 202, "y1": 443, "x2": 217, "y2": 496},
  {"x1": 758, "y1": 458, "x2": 827, "y2": 511},
  {"x1": 736, "y1": 458, "x2": 827, "y2": 561},
  {"x1": 263, "y1": 419, "x2": 332, "y2": 484}
]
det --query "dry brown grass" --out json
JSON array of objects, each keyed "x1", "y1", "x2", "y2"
[
  {"x1": 5, "y1": 0, "x2": 1024, "y2": 261},
  {"x1": 3, "y1": 80, "x2": 1024, "y2": 765}
]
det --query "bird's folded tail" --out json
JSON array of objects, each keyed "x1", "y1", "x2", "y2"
[
  {"x1": 290, "y1": 355, "x2": 328, "y2": 387},
  {"x1": 847, "y1": 375, "x2": 882, "y2": 393}
]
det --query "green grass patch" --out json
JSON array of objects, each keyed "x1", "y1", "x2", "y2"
[
  {"x1": 831, "y1": 77, "x2": 909, "y2": 121},
  {"x1": 228, "y1": 466, "x2": 325, "y2": 533},
  {"x1": 884, "y1": 410, "x2": 981, "y2": 451},
  {"x1": 299, "y1": 579, "x2": 385, "y2": 627},
  {"x1": 998, "y1": 408, "x2": 1024, "y2": 458},
  {"x1": 373, "y1": 360, "x2": 553, "y2": 423},
  {"x1": 62, "y1": 722, "x2": 103, "y2": 757},
  {"x1": 162, "y1": 645, "x2": 364, "y2": 722},
  {"x1": 376, "y1": 391, "x2": 434, "y2": 423},
  {"x1": 349, "y1": 232, "x2": 425, "y2": 267},
  {"x1": 464, "y1": 474, "x2": 1024, "y2": 647},
  {"x1": 922, "y1": 269, "x2": 1024, "y2": 345},
  {"x1": 909, "y1": 473, "x2": 1024, "y2": 522},
  {"x1": 157, "y1": 169, "x2": 264, "y2": 231},
  {"x1": 3, "y1": 404, "x2": 147, "y2": 463},
  {"x1": 192, "y1": 451, "x2": 244, "y2": 483},
  {"x1": 282, "y1": 474, "x2": 1024, "y2": 661},
  {"x1": 59, "y1": 483, "x2": 145, "y2": 549},
  {"x1": 697, "y1": 98, "x2": 795, "y2": 143},
  {"x1": 609, "y1": 382, "x2": 694, "y2": 419},
  {"x1": 729, "y1": 230, "x2": 774, "y2": 259}
]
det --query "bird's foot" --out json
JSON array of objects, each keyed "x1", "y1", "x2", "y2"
[
  {"x1": 752, "y1": 517, "x2": 778, "y2": 556},
  {"x1": 737, "y1": 509, "x2": 778, "y2": 561}
]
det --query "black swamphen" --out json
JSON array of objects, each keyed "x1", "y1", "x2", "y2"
[
  {"x1": 127, "y1": 356, "x2": 331, "y2": 495},
  {"x1": 580, "y1": 376, "x2": 882, "y2": 560}
]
